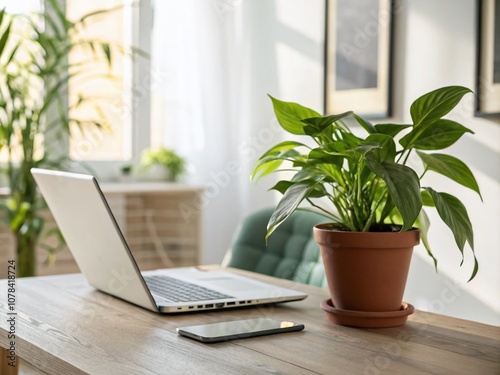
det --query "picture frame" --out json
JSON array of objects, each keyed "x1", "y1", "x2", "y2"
[
  {"x1": 324, "y1": 0, "x2": 393, "y2": 118},
  {"x1": 476, "y1": 0, "x2": 500, "y2": 116}
]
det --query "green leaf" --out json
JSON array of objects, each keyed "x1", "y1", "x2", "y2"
[
  {"x1": 302, "y1": 111, "x2": 353, "y2": 136},
  {"x1": 410, "y1": 86, "x2": 472, "y2": 128},
  {"x1": 39, "y1": 73, "x2": 75, "y2": 115},
  {"x1": 340, "y1": 132, "x2": 362, "y2": 148},
  {"x1": 424, "y1": 188, "x2": 473, "y2": 251},
  {"x1": 77, "y1": 4, "x2": 124, "y2": 25},
  {"x1": 353, "y1": 142, "x2": 381, "y2": 156},
  {"x1": 374, "y1": 123, "x2": 412, "y2": 137},
  {"x1": 268, "y1": 95, "x2": 321, "y2": 135},
  {"x1": 102, "y1": 43, "x2": 112, "y2": 67},
  {"x1": 8, "y1": 200, "x2": 31, "y2": 232},
  {"x1": 378, "y1": 193, "x2": 395, "y2": 223},
  {"x1": 266, "y1": 178, "x2": 324, "y2": 240},
  {"x1": 291, "y1": 169, "x2": 330, "y2": 184},
  {"x1": 365, "y1": 134, "x2": 396, "y2": 162},
  {"x1": 352, "y1": 114, "x2": 376, "y2": 134},
  {"x1": 0, "y1": 9, "x2": 5, "y2": 28},
  {"x1": 365, "y1": 157, "x2": 422, "y2": 231},
  {"x1": 307, "y1": 148, "x2": 343, "y2": 168},
  {"x1": 301, "y1": 112, "x2": 352, "y2": 128},
  {"x1": 415, "y1": 208, "x2": 438, "y2": 270},
  {"x1": 0, "y1": 22, "x2": 11, "y2": 59},
  {"x1": 258, "y1": 140, "x2": 307, "y2": 160},
  {"x1": 424, "y1": 188, "x2": 477, "y2": 281},
  {"x1": 251, "y1": 158, "x2": 282, "y2": 181},
  {"x1": 307, "y1": 184, "x2": 328, "y2": 198},
  {"x1": 417, "y1": 152, "x2": 481, "y2": 199},
  {"x1": 324, "y1": 141, "x2": 350, "y2": 155},
  {"x1": 421, "y1": 190, "x2": 435, "y2": 206},
  {"x1": 399, "y1": 119, "x2": 474, "y2": 150},
  {"x1": 42, "y1": 10, "x2": 65, "y2": 38},
  {"x1": 252, "y1": 141, "x2": 304, "y2": 180},
  {"x1": 47, "y1": 0, "x2": 74, "y2": 30},
  {"x1": 4, "y1": 41, "x2": 19, "y2": 65},
  {"x1": 273, "y1": 178, "x2": 328, "y2": 198},
  {"x1": 269, "y1": 180, "x2": 293, "y2": 195}
]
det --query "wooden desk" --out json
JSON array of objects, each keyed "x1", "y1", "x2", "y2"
[{"x1": 0, "y1": 267, "x2": 499, "y2": 375}]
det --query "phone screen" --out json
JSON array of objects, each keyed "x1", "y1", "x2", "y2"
[{"x1": 176, "y1": 318, "x2": 304, "y2": 343}]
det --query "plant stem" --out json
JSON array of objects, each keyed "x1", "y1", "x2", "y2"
[
  {"x1": 348, "y1": 159, "x2": 365, "y2": 231},
  {"x1": 419, "y1": 166, "x2": 428, "y2": 180},
  {"x1": 306, "y1": 198, "x2": 341, "y2": 222},
  {"x1": 362, "y1": 191, "x2": 388, "y2": 232},
  {"x1": 402, "y1": 149, "x2": 412, "y2": 165},
  {"x1": 16, "y1": 231, "x2": 37, "y2": 277},
  {"x1": 329, "y1": 195, "x2": 353, "y2": 231}
]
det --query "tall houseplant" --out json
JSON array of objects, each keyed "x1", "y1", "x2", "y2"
[
  {"x1": 252, "y1": 86, "x2": 481, "y2": 324},
  {"x1": 0, "y1": 2, "x2": 128, "y2": 276}
]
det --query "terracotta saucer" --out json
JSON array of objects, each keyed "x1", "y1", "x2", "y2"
[{"x1": 320, "y1": 299, "x2": 414, "y2": 328}]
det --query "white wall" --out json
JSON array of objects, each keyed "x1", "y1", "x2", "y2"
[
  {"x1": 228, "y1": 0, "x2": 499, "y2": 325},
  {"x1": 395, "y1": 0, "x2": 500, "y2": 327},
  {"x1": 176, "y1": 0, "x2": 326, "y2": 267}
]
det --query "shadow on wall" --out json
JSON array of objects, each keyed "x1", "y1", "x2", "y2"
[
  {"x1": 405, "y1": 254, "x2": 499, "y2": 326},
  {"x1": 455, "y1": 135, "x2": 500, "y2": 183}
]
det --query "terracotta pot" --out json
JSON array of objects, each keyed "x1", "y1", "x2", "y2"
[{"x1": 314, "y1": 224, "x2": 420, "y2": 312}]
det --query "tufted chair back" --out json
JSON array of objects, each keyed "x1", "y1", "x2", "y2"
[{"x1": 224, "y1": 207, "x2": 330, "y2": 287}]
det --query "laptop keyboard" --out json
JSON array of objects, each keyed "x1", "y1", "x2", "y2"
[{"x1": 144, "y1": 275, "x2": 234, "y2": 303}]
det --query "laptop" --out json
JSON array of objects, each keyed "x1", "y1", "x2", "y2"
[{"x1": 31, "y1": 168, "x2": 307, "y2": 313}]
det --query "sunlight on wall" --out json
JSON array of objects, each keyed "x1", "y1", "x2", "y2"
[{"x1": 397, "y1": 0, "x2": 500, "y2": 326}]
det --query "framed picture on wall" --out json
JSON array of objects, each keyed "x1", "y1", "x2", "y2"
[
  {"x1": 477, "y1": 0, "x2": 500, "y2": 116},
  {"x1": 324, "y1": 0, "x2": 393, "y2": 118}
]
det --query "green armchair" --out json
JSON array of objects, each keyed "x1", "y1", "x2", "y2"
[{"x1": 223, "y1": 207, "x2": 329, "y2": 287}]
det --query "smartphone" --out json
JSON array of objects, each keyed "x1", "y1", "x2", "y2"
[{"x1": 176, "y1": 318, "x2": 304, "y2": 343}]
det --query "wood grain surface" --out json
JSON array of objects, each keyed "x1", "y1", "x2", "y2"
[{"x1": 0, "y1": 267, "x2": 499, "y2": 375}]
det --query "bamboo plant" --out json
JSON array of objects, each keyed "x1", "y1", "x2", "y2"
[{"x1": 0, "y1": 1, "x2": 128, "y2": 276}]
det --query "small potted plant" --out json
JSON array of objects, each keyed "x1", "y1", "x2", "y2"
[
  {"x1": 252, "y1": 86, "x2": 480, "y2": 327},
  {"x1": 140, "y1": 147, "x2": 186, "y2": 182},
  {"x1": 118, "y1": 164, "x2": 134, "y2": 182}
]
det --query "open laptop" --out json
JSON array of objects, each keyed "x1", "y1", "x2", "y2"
[{"x1": 31, "y1": 168, "x2": 307, "y2": 313}]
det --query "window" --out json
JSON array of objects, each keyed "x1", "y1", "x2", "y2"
[
  {"x1": 1, "y1": 0, "x2": 155, "y2": 180},
  {"x1": 66, "y1": 0, "x2": 154, "y2": 179},
  {"x1": 67, "y1": 0, "x2": 132, "y2": 162}
]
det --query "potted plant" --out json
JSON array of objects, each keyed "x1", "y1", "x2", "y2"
[
  {"x1": 118, "y1": 164, "x2": 134, "y2": 182},
  {"x1": 252, "y1": 86, "x2": 480, "y2": 327},
  {"x1": 140, "y1": 147, "x2": 186, "y2": 182},
  {"x1": 0, "y1": 3, "x2": 133, "y2": 276}
]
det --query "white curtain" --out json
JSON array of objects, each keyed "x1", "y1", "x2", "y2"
[
  {"x1": 151, "y1": 0, "x2": 325, "y2": 263},
  {"x1": 151, "y1": 0, "x2": 286, "y2": 264}
]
